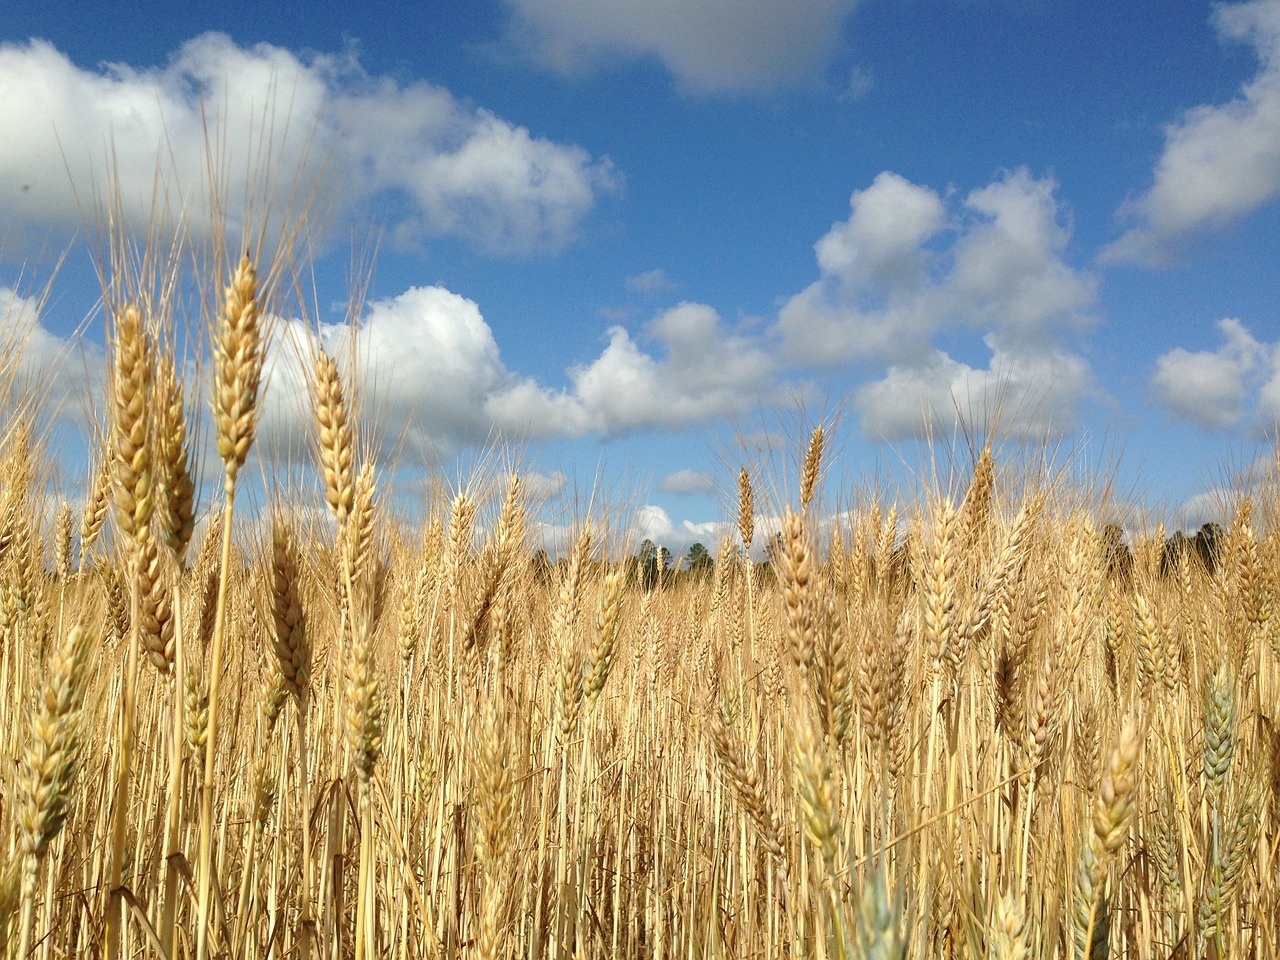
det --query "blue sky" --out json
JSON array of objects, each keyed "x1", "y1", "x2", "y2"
[{"x1": 2, "y1": 0, "x2": 1280, "y2": 550}]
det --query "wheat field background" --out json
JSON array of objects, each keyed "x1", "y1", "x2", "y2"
[{"x1": 0, "y1": 201, "x2": 1277, "y2": 960}]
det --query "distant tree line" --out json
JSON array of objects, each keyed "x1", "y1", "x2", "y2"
[{"x1": 1100, "y1": 521, "x2": 1226, "y2": 582}]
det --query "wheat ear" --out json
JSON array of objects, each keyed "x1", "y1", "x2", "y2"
[
  {"x1": 800, "y1": 424, "x2": 824, "y2": 513},
  {"x1": 78, "y1": 448, "x2": 112, "y2": 568},
  {"x1": 1072, "y1": 717, "x2": 1142, "y2": 960},
  {"x1": 737, "y1": 466, "x2": 755, "y2": 551},
  {"x1": 154, "y1": 350, "x2": 196, "y2": 559},
  {"x1": 585, "y1": 569, "x2": 624, "y2": 707},
  {"x1": 212, "y1": 253, "x2": 262, "y2": 495},
  {"x1": 105, "y1": 303, "x2": 153, "y2": 960},
  {"x1": 778, "y1": 506, "x2": 815, "y2": 677},
  {"x1": 271, "y1": 516, "x2": 311, "y2": 705},
  {"x1": 15, "y1": 626, "x2": 91, "y2": 959},
  {"x1": 312, "y1": 348, "x2": 355, "y2": 526}
]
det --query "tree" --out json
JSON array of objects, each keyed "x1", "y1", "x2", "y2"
[
  {"x1": 637, "y1": 538, "x2": 659, "y2": 591},
  {"x1": 762, "y1": 532, "x2": 784, "y2": 568},
  {"x1": 1100, "y1": 523, "x2": 1132, "y2": 581},
  {"x1": 687, "y1": 542, "x2": 713, "y2": 576},
  {"x1": 638, "y1": 539, "x2": 657, "y2": 565},
  {"x1": 1193, "y1": 522, "x2": 1224, "y2": 573},
  {"x1": 532, "y1": 548, "x2": 553, "y2": 585}
]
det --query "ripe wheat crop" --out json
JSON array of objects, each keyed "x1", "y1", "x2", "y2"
[{"x1": 0, "y1": 202, "x2": 1278, "y2": 960}]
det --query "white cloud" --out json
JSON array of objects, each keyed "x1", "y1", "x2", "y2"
[
  {"x1": 1172, "y1": 487, "x2": 1241, "y2": 532},
  {"x1": 1102, "y1": 0, "x2": 1280, "y2": 264},
  {"x1": 632, "y1": 504, "x2": 724, "y2": 553},
  {"x1": 564, "y1": 302, "x2": 777, "y2": 433},
  {"x1": 261, "y1": 285, "x2": 577, "y2": 459},
  {"x1": 0, "y1": 33, "x2": 618, "y2": 256},
  {"x1": 776, "y1": 168, "x2": 1099, "y2": 439},
  {"x1": 625, "y1": 268, "x2": 675, "y2": 294},
  {"x1": 777, "y1": 172, "x2": 948, "y2": 366},
  {"x1": 1260, "y1": 361, "x2": 1280, "y2": 422},
  {"x1": 658, "y1": 468, "x2": 716, "y2": 495},
  {"x1": 814, "y1": 171, "x2": 946, "y2": 291},
  {"x1": 0, "y1": 287, "x2": 102, "y2": 422},
  {"x1": 1151, "y1": 317, "x2": 1279, "y2": 429},
  {"x1": 503, "y1": 0, "x2": 859, "y2": 93},
  {"x1": 856, "y1": 343, "x2": 1093, "y2": 440},
  {"x1": 259, "y1": 289, "x2": 780, "y2": 461},
  {"x1": 522, "y1": 469, "x2": 570, "y2": 500},
  {"x1": 949, "y1": 170, "x2": 1098, "y2": 347}
]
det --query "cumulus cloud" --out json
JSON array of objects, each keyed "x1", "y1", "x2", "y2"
[
  {"x1": 778, "y1": 173, "x2": 947, "y2": 366},
  {"x1": 0, "y1": 33, "x2": 618, "y2": 256},
  {"x1": 259, "y1": 289, "x2": 779, "y2": 461},
  {"x1": 949, "y1": 171, "x2": 1098, "y2": 347},
  {"x1": 0, "y1": 287, "x2": 102, "y2": 421},
  {"x1": 1102, "y1": 0, "x2": 1280, "y2": 264},
  {"x1": 260, "y1": 285, "x2": 573, "y2": 460},
  {"x1": 1151, "y1": 317, "x2": 1280, "y2": 428},
  {"x1": 522, "y1": 469, "x2": 570, "y2": 500},
  {"x1": 856, "y1": 343, "x2": 1093, "y2": 440},
  {"x1": 632, "y1": 504, "x2": 724, "y2": 553},
  {"x1": 563, "y1": 302, "x2": 778, "y2": 433},
  {"x1": 1172, "y1": 487, "x2": 1243, "y2": 532},
  {"x1": 502, "y1": 0, "x2": 859, "y2": 93},
  {"x1": 776, "y1": 168, "x2": 1099, "y2": 439},
  {"x1": 657, "y1": 468, "x2": 716, "y2": 495}
]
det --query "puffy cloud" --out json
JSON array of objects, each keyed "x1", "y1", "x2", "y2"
[
  {"x1": 1103, "y1": 0, "x2": 1280, "y2": 264},
  {"x1": 503, "y1": 0, "x2": 859, "y2": 93},
  {"x1": 260, "y1": 285, "x2": 574, "y2": 459},
  {"x1": 776, "y1": 282, "x2": 943, "y2": 367},
  {"x1": 259, "y1": 289, "x2": 779, "y2": 461},
  {"x1": 856, "y1": 343, "x2": 1093, "y2": 440},
  {"x1": 814, "y1": 172, "x2": 946, "y2": 291},
  {"x1": 658, "y1": 468, "x2": 716, "y2": 495},
  {"x1": 1151, "y1": 317, "x2": 1279, "y2": 428},
  {"x1": 565, "y1": 302, "x2": 777, "y2": 433},
  {"x1": 778, "y1": 173, "x2": 946, "y2": 366},
  {"x1": 777, "y1": 168, "x2": 1099, "y2": 439},
  {"x1": 522, "y1": 469, "x2": 570, "y2": 500},
  {"x1": 1261, "y1": 362, "x2": 1280, "y2": 422},
  {"x1": 0, "y1": 287, "x2": 102, "y2": 422},
  {"x1": 0, "y1": 33, "x2": 617, "y2": 256},
  {"x1": 632, "y1": 504, "x2": 724, "y2": 553},
  {"x1": 949, "y1": 170, "x2": 1098, "y2": 347},
  {"x1": 779, "y1": 169, "x2": 1096, "y2": 367}
]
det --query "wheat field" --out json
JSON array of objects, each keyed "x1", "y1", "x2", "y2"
[{"x1": 0, "y1": 240, "x2": 1278, "y2": 960}]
